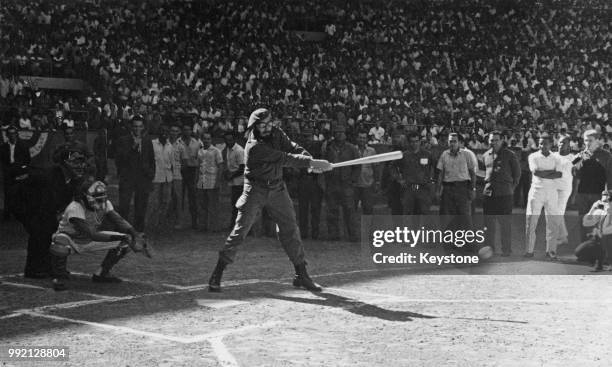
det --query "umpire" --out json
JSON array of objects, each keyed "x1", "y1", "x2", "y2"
[
  {"x1": 482, "y1": 131, "x2": 521, "y2": 256},
  {"x1": 207, "y1": 108, "x2": 332, "y2": 292},
  {"x1": 400, "y1": 132, "x2": 435, "y2": 214},
  {"x1": 12, "y1": 147, "x2": 88, "y2": 278}
]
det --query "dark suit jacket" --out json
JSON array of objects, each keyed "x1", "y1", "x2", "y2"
[
  {"x1": 114, "y1": 133, "x2": 155, "y2": 187},
  {"x1": 11, "y1": 165, "x2": 78, "y2": 233},
  {"x1": 0, "y1": 140, "x2": 31, "y2": 180}
]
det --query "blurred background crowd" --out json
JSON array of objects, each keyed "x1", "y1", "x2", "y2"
[{"x1": 0, "y1": 0, "x2": 610, "y2": 148}]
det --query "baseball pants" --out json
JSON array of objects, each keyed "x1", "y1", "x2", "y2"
[
  {"x1": 525, "y1": 188, "x2": 560, "y2": 254},
  {"x1": 219, "y1": 182, "x2": 306, "y2": 266}
]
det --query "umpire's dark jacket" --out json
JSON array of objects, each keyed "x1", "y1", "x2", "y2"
[
  {"x1": 114, "y1": 133, "x2": 155, "y2": 188},
  {"x1": 12, "y1": 166, "x2": 77, "y2": 233}
]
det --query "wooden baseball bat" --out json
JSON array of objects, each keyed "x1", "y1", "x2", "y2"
[{"x1": 331, "y1": 151, "x2": 403, "y2": 168}]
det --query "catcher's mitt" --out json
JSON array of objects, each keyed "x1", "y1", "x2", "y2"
[{"x1": 130, "y1": 232, "x2": 153, "y2": 258}]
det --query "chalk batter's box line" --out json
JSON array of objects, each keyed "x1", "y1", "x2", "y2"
[
  {"x1": 3, "y1": 278, "x2": 282, "y2": 319},
  {"x1": 18, "y1": 310, "x2": 279, "y2": 367},
  {"x1": 0, "y1": 280, "x2": 123, "y2": 300}
]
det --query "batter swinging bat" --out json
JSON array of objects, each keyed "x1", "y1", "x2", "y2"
[{"x1": 331, "y1": 151, "x2": 403, "y2": 168}]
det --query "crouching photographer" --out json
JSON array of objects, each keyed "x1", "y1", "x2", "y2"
[{"x1": 576, "y1": 190, "x2": 612, "y2": 271}]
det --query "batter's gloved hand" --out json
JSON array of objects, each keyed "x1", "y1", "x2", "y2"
[{"x1": 310, "y1": 159, "x2": 333, "y2": 172}]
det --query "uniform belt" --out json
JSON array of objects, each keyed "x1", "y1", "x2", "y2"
[
  {"x1": 442, "y1": 181, "x2": 470, "y2": 186},
  {"x1": 250, "y1": 177, "x2": 283, "y2": 187}
]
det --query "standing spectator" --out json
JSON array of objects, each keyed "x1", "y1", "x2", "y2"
[
  {"x1": 93, "y1": 129, "x2": 107, "y2": 182},
  {"x1": 436, "y1": 133, "x2": 476, "y2": 215},
  {"x1": 223, "y1": 131, "x2": 245, "y2": 230},
  {"x1": 196, "y1": 132, "x2": 223, "y2": 232},
  {"x1": 458, "y1": 134, "x2": 479, "y2": 215},
  {"x1": 525, "y1": 136, "x2": 562, "y2": 259},
  {"x1": 1, "y1": 125, "x2": 30, "y2": 220},
  {"x1": 297, "y1": 128, "x2": 324, "y2": 239},
  {"x1": 168, "y1": 122, "x2": 186, "y2": 229},
  {"x1": 574, "y1": 130, "x2": 612, "y2": 241},
  {"x1": 482, "y1": 131, "x2": 521, "y2": 256},
  {"x1": 178, "y1": 122, "x2": 200, "y2": 229},
  {"x1": 354, "y1": 132, "x2": 378, "y2": 215},
  {"x1": 381, "y1": 131, "x2": 406, "y2": 215},
  {"x1": 324, "y1": 125, "x2": 360, "y2": 242},
  {"x1": 400, "y1": 131, "x2": 434, "y2": 215},
  {"x1": 115, "y1": 115, "x2": 154, "y2": 232},
  {"x1": 148, "y1": 125, "x2": 174, "y2": 232},
  {"x1": 511, "y1": 142, "x2": 532, "y2": 208},
  {"x1": 554, "y1": 136, "x2": 575, "y2": 246}
]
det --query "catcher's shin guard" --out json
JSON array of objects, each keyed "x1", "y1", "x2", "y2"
[
  {"x1": 208, "y1": 258, "x2": 228, "y2": 292},
  {"x1": 50, "y1": 255, "x2": 70, "y2": 279},
  {"x1": 50, "y1": 255, "x2": 70, "y2": 291},
  {"x1": 100, "y1": 246, "x2": 129, "y2": 276},
  {"x1": 293, "y1": 263, "x2": 322, "y2": 292}
]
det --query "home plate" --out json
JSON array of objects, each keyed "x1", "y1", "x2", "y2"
[{"x1": 196, "y1": 299, "x2": 249, "y2": 309}]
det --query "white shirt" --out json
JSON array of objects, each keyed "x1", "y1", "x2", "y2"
[
  {"x1": 171, "y1": 140, "x2": 183, "y2": 180},
  {"x1": 554, "y1": 152, "x2": 574, "y2": 191},
  {"x1": 152, "y1": 138, "x2": 174, "y2": 183},
  {"x1": 197, "y1": 145, "x2": 223, "y2": 189},
  {"x1": 528, "y1": 150, "x2": 560, "y2": 190},
  {"x1": 368, "y1": 126, "x2": 385, "y2": 142},
  {"x1": 225, "y1": 143, "x2": 245, "y2": 187}
]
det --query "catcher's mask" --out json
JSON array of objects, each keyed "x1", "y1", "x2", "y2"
[
  {"x1": 63, "y1": 150, "x2": 87, "y2": 178},
  {"x1": 85, "y1": 180, "x2": 108, "y2": 212}
]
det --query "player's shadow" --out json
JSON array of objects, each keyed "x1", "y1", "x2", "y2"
[{"x1": 265, "y1": 292, "x2": 436, "y2": 322}]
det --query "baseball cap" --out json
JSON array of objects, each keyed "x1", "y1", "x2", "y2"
[{"x1": 247, "y1": 108, "x2": 270, "y2": 130}]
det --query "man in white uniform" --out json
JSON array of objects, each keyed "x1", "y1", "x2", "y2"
[
  {"x1": 554, "y1": 136, "x2": 575, "y2": 246},
  {"x1": 525, "y1": 136, "x2": 562, "y2": 259}
]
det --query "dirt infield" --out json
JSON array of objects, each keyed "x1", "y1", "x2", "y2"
[{"x1": 1, "y1": 223, "x2": 611, "y2": 367}]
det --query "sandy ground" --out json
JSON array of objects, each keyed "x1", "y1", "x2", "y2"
[{"x1": 1, "y1": 218, "x2": 611, "y2": 367}]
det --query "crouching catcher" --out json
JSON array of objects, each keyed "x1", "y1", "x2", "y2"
[{"x1": 50, "y1": 178, "x2": 152, "y2": 291}]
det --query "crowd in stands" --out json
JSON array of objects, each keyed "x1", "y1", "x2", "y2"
[{"x1": 0, "y1": 0, "x2": 611, "y2": 150}]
